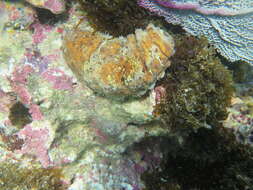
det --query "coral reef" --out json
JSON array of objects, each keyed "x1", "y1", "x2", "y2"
[
  {"x1": 63, "y1": 22, "x2": 174, "y2": 99},
  {"x1": 0, "y1": 2, "x2": 172, "y2": 189},
  {"x1": 0, "y1": 0, "x2": 252, "y2": 190},
  {"x1": 154, "y1": 36, "x2": 234, "y2": 129},
  {"x1": 138, "y1": 0, "x2": 253, "y2": 64}
]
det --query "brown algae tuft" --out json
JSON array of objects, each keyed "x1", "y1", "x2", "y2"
[
  {"x1": 78, "y1": 0, "x2": 163, "y2": 37},
  {"x1": 154, "y1": 36, "x2": 234, "y2": 129}
]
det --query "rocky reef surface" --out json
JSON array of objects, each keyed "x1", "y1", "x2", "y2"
[{"x1": 0, "y1": 0, "x2": 252, "y2": 190}]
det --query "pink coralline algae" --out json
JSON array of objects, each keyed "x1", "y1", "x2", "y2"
[
  {"x1": 10, "y1": 51, "x2": 73, "y2": 122},
  {"x1": 25, "y1": 0, "x2": 65, "y2": 14},
  {"x1": 44, "y1": 0, "x2": 65, "y2": 14},
  {"x1": 16, "y1": 124, "x2": 51, "y2": 167},
  {"x1": 29, "y1": 104, "x2": 43, "y2": 121},
  {"x1": 10, "y1": 65, "x2": 34, "y2": 105},
  {"x1": 154, "y1": 86, "x2": 166, "y2": 104},
  {"x1": 31, "y1": 23, "x2": 53, "y2": 44},
  {"x1": 138, "y1": 0, "x2": 253, "y2": 64},
  {"x1": 41, "y1": 68, "x2": 74, "y2": 90}
]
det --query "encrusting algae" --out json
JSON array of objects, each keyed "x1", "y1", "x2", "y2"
[{"x1": 63, "y1": 22, "x2": 175, "y2": 100}]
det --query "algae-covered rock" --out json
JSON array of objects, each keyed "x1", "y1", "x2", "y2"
[{"x1": 0, "y1": 1, "x2": 250, "y2": 190}]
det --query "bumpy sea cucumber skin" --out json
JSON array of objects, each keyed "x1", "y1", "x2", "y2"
[{"x1": 138, "y1": 0, "x2": 253, "y2": 64}]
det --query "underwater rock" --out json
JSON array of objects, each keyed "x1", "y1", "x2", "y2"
[
  {"x1": 25, "y1": 0, "x2": 66, "y2": 14},
  {"x1": 224, "y1": 85, "x2": 253, "y2": 146},
  {"x1": 0, "y1": 1, "x2": 34, "y2": 78},
  {"x1": 0, "y1": 2, "x2": 171, "y2": 189},
  {"x1": 138, "y1": 0, "x2": 253, "y2": 64},
  {"x1": 63, "y1": 23, "x2": 174, "y2": 99},
  {"x1": 0, "y1": 1, "x2": 35, "y2": 31}
]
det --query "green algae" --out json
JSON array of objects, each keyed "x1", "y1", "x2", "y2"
[
  {"x1": 154, "y1": 36, "x2": 234, "y2": 129},
  {"x1": 0, "y1": 162, "x2": 67, "y2": 190}
]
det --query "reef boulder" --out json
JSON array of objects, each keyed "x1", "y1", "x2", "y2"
[{"x1": 63, "y1": 23, "x2": 174, "y2": 100}]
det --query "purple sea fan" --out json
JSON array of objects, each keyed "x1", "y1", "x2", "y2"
[{"x1": 138, "y1": 0, "x2": 253, "y2": 64}]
